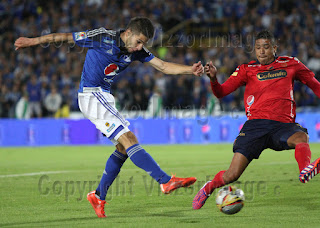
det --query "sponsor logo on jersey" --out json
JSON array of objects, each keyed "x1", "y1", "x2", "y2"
[
  {"x1": 256, "y1": 70, "x2": 287, "y2": 81},
  {"x1": 105, "y1": 122, "x2": 110, "y2": 127},
  {"x1": 104, "y1": 63, "x2": 119, "y2": 76},
  {"x1": 247, "y1": 95, "x2": 255, "y2": 106},
  {"x1": 103, "y1": 38, "x2": 114, "y2": 44},
  {"x1": 75, "y1": 32, "x2": 87, "y2": 41},
  {"x1": 231, "y1": 71, "x2": 238, "y2": 76},
  {"x1": 107, "y1": 123, "x2": 115, "y2": 132}
]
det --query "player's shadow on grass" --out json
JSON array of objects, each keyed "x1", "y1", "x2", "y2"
[
  {"x1": 0, "y1": 211, "x2": 195, "y2": 227},
  {"x1": 148, "y1": 209, "x2": 191, "y2": 218},
  {"x1": 0, "y1": 217, "x2": 97, "y2": 227}
]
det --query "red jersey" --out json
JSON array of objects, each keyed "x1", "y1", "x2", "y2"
[{"x1": 211, "y1": 56, "x2": 320, "y2": 123}]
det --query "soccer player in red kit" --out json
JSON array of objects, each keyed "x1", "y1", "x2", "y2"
[{"x1": 193, "y1": 30, "x2": 320, "y2": 210}]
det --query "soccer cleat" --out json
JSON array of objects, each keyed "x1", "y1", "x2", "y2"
[
  {"x1": 299, "y1": 157, "x2": 320, "y2": 183},
  {"x1": 87, "y1": 191, "x2": 107, "y2": 218},
  {"x1": 192, "y1": 181, "x2": 211, "y2": 210},
  {"x1": 160, "y1": 175, "x2": 197, "y2": 194}
]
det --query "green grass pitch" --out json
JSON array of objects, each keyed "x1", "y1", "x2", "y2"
[{"x1": 1, "y1": 144, "x2": 320, "y2": 227}]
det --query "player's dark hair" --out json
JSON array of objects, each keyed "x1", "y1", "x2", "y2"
[
  {"x1": 126, "y1": 17, "x2": 154, "y2": 39},
  {"x1": 255, "y1": 30, "x2": 276, "y2": 45}
]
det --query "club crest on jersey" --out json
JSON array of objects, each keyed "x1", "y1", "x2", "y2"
[
  {"x1": 256, "y1": 70, "x2": 287, "y2": 81},
  {"x1": 75, "y1": 32, "x2": 87, "y2": 41},
  {"x1": 247, "y1": 95, "x2": 255, "y2": 106},
  {"x1": 123, "y1": 55, "x2": 132, "y2": 62}
]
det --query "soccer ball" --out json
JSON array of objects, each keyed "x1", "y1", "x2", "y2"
[{"x1": 216, "y1": 186, "x2": 245, "y2": 215}]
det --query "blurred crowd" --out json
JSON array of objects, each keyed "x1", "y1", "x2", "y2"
[{"x1": 1, "y1": 0, "x2": 320, "y2": 118}]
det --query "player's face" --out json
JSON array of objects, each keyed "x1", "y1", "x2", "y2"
[
  {"x1": 255, "y1": 39, "x2": 277, "y2": 65},
  {"x1": 125, "y1": 31, "x2": 148, "y2": 53}
]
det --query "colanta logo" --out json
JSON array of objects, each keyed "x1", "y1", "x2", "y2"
[{"x1": 256, "y1": 70, "x2": 287, "y2": 81}]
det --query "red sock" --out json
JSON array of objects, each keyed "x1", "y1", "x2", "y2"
[
  {"x1": 295, "y1": 143, "x2": 311, "y2": 172},
  {"x1": 204, "y1": 170, "x2": 226, "y2": 195}
]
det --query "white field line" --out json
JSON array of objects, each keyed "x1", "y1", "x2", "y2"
[
  {"x1": 0, "y1": 171, "x2": 72, "y2": 178},
  {"x1": 0, "y1": 161, "x2": 296, "y2": 178}
]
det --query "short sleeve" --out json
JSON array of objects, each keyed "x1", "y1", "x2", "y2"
[
  {"x1": 295, "y1": 61, "x2": 315, "y2": 84},
  {"x1": 73, "y1": 28, "x2": 111, "y2": 48},
  {"x1": 133, "y1": 46, "x2": 155, "y2": 63}
]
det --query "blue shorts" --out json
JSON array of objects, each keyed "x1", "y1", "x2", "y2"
[{"x1": 233, "y1": 119, "x2": 308, "y2": 162}]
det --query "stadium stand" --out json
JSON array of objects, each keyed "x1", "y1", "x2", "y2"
[{"x1": 1, "y1": 0, "x2": 320, "y2": 118}]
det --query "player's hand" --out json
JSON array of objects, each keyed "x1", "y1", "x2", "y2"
[
  {"x1": 14, "y1": 37, "x2": 37, "y2": 50},
  {"x1": 192, "y1": 61, "x2": 204, "y2": 77},
  {"x1": 205, "y1": 61, "x2": 217, "y2": 81}
]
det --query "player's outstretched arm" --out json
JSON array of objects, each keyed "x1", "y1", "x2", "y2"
[
  {"x1": 305, "y1": 77, "x2": 320, "y2": 98},
  {"x1": 14, "y1": 33, "x2": 74, "y2": 50},
  {"x1": 148, "y1": 57, "x2": 204, "y2": 76},
  {"x1": 206, "y1": 61, "x2": 245, "y2": 98}
]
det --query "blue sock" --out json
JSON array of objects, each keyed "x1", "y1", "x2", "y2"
[
  {"x1": 96, "y1": 150, "x2": 128, "y2": 200},
  {"x1": 126, "y1": 144, "x2": 171, "y2": 184}
]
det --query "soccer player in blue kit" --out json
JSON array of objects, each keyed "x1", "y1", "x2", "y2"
[{"x1": 15, "y1": 17, "x2": 203, "y2": 217}]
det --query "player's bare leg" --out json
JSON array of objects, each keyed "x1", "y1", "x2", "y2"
[
  {"x1": 223, "y1": 153, "x2": 250, "y2": 183},
  {"x1": 288, "y1": 132, "x2": 320, "y2": 182},
  {"x1": 193, "y1": 153, "x2": 249, "y2": 210},
  {"x1": 116, "y1": 143, "x2": 127, "y2": 155},
  {"x1": 118, "y1": 131, "x2": 196, "y2": 194}
]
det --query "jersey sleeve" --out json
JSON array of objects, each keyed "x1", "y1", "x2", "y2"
[
  {"x1": 133, "y1": 46, "x2": 155, "y2": 62},
  {"x1": 293, "y1": 60, "x2": 320, "y2": 98},
  {"x1": 211, "y1": 64, "x2": 247, "y2": 98},
  {"x1": 72, "y1": 27, "x2": 111, "y2": 48},
  {"x1": 294, "y1": 60, "x2": 316, "y2": 84}
]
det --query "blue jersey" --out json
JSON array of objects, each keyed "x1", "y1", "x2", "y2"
[{"x1": 73, "y1": 28, "x2": 155, "y2": 93}]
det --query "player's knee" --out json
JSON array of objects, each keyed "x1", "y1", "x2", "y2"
[
  {"x1": 288, "y1": 132, "x2": 309, "y2": 147},
  {"x1": 116, "y1": 144, "x2": 126, "y2": 155},
  {"x1": 299, "y1": 133, "x2": 309, "y2": 143},
  {"x1": 126, "y1": 131, "x2": 139, "y2": 144},
  {"x1": 117, "y1": 131, "x2": 139, "y2": 148}
]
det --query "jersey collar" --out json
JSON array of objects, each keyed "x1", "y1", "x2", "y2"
[
  {"x1": 116, "y1": 29, "x2": 129, "y2": 54},
  {"x1": 256, "y1": 56, "x2": 277, "y2": 66}
]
